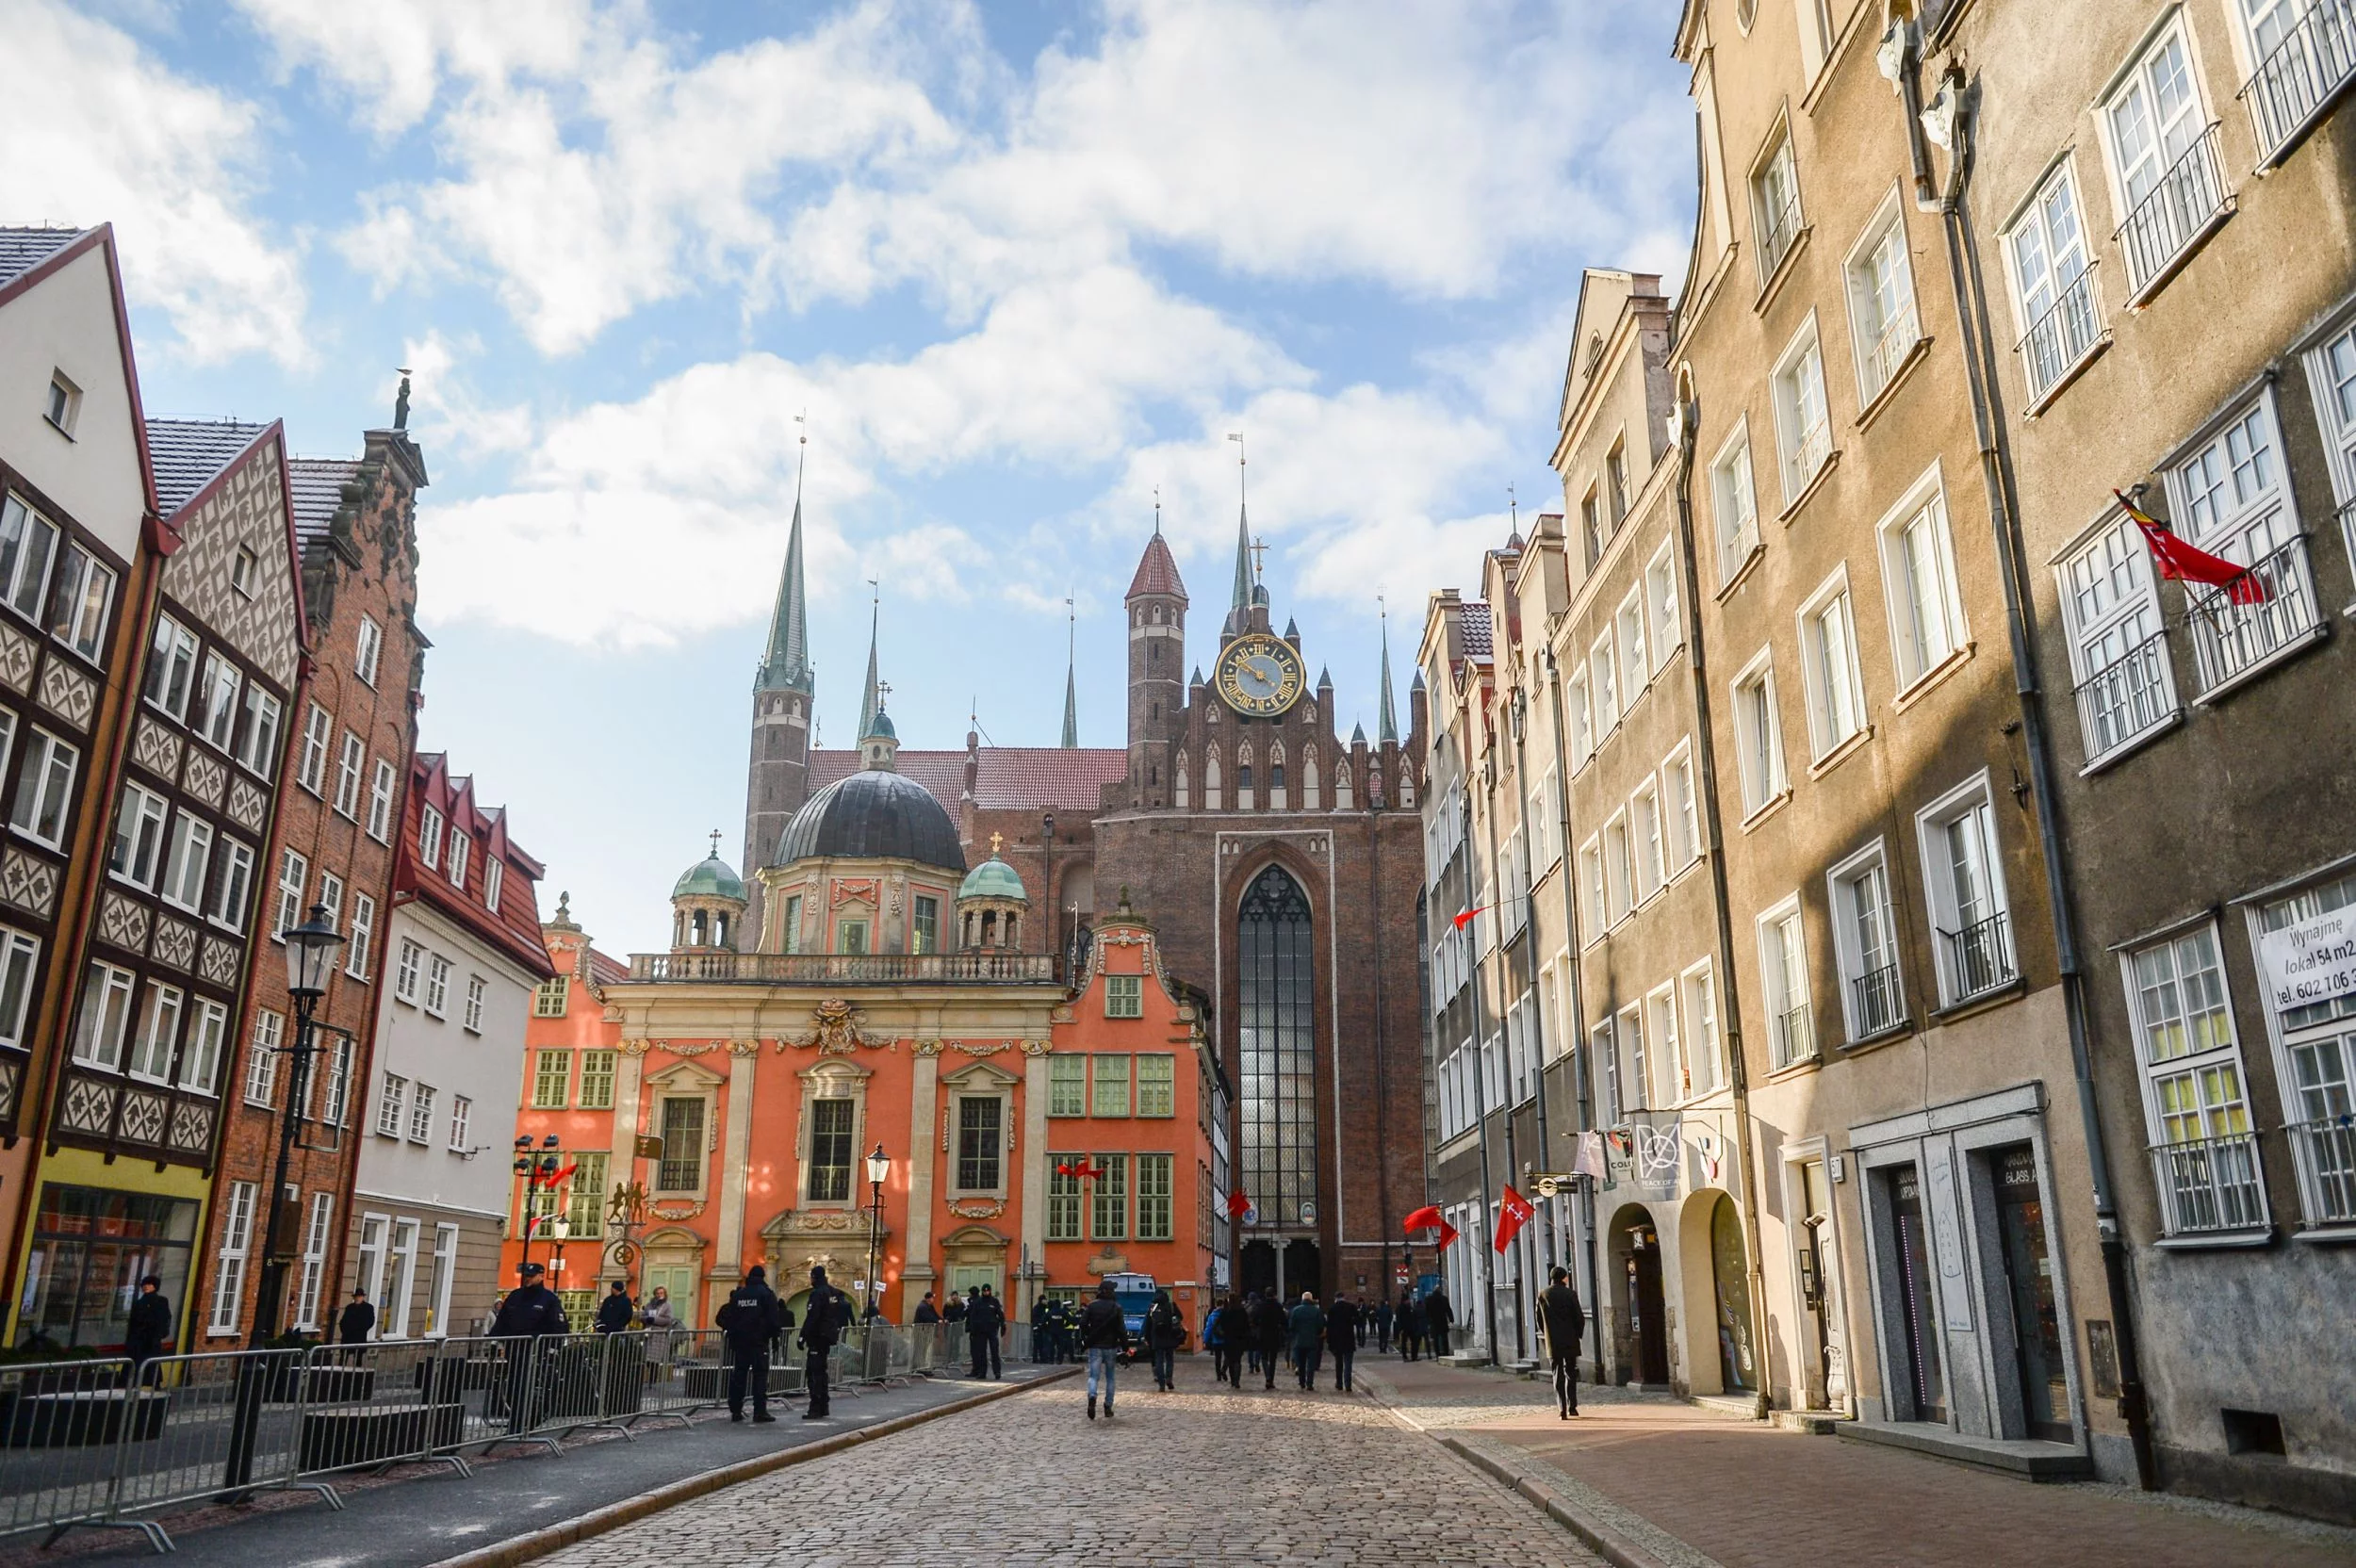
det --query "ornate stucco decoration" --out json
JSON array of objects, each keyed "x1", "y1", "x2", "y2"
[
  {"x1": 650, "y1": 1201, "x2": 709, "y2": 1222},
  {"x1": 1049, "y1": 1004, "x2": 1075, "y2": 1024},
  {"x1": 1084, "y1": 1246, "x2": 1130, "y2": 1276},
  {"x1": 618, "y1": 1039, "x2": 653, "y2": 1057},
  {"x1": 783, "y1": 998, "x2": 882, "y2": 1054},
  {"x1": 953, "y1": 1039, "x2": 1014, "y2": 1056},
  {"x1": 727, "y1": 1038, "x2": 761, "y2": 1057},
  {"x1": 946, "y1": 1199, "x2": 1006, "y2": 1221},
  {"x1": 666, "y1": 1041, "x2": 719, "y2": 1056},
  {"x1": 910, "y1": 1038, "x2": 947, "y2": 1057},
  {"x1": 1020, "y1": 1038, "x2": 1053, "y2": 1056},
  {"x1": 830, "y1": 878, "x2": 880, "y2": 908}
]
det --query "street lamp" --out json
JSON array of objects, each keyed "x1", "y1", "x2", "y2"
[
  {"x1": 863, "y1": 1144, "x2": 890, "y2": 1320},
  {"x1": 253, "y1": 905, "x2": 345, "y2": 1346},
  {"x1": 549, "y1": 1216, "x2": 571, "y2": 1287},
  {"x1": 515, "y1": 1134, "x2": 562, "y2": 1274}
]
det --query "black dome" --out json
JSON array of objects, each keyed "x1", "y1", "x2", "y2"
[{"x1": 777, "y1": 770, "x2": 965, "y2": 874}]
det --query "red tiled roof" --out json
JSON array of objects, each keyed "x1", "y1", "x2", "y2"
[
  {"x1": 1126, "y1": 533, "x2": 1187, "y2": 600},
  {"x1": 1459, "y1": 601, "x2": 1493, "y2": 663},
  {"x1": 807, "y1": 747, "x2": 1130, "y2": 814}
]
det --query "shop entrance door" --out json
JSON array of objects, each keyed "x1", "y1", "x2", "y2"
[
  {"x1": 1991, "y1": 1144, "x2": 2070, "y2": 1442},
  {"x1": 1889, "y1": 1165, "x2": 1947, "y2": 1424},
  {"x1": 1626, "y1": 1230, "x2": 1668, "y2": 1385}
]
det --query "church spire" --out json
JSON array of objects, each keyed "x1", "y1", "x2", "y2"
[
  {"x1": 1377, "y1": 596, "x2": 1399, "y2": 745},
  {"x1": 1226, "y1": 431, "x2": 1252, "y2": 629},
  {"x1": 856, "y1": 583, "x2": 881, "y2": 743},
  {"x1": 1061, "y1": 598, "x2": 1078, "y2": 748},
  {"x1": 759, "y1": 417, "x2": 813, "y2": 693}
]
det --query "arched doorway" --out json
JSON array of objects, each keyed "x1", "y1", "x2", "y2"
[
  {"x1": 1709, "y1": 1193, "x2": 1758, "y2": 1393},
  {"x1": 1608, "y1": 1205, "x2": 1668, "y2": 1386},
  {"x1": 1283, "y1": 1238, "x2": 1322, "y2": 1302},
  {"x1": 1240, "y1": 1238, "x2": 1278, "y2": 1299},
  {"x1": 1237, "y1": 865, "x2": 1317, "y2": 1268}
]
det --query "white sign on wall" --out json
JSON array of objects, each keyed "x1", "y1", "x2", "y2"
[{"x1": 2256, "y1": 908, "x2": 2356, "y2": 1016}]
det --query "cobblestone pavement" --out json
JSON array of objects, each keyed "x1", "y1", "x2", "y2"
[
  {"x1": 540, "y1": 1363, "x2": 1604, "y2": 1567},
  {"x1": 1361, "y1": 1356, "x2": 2356, "y2": 1568}
]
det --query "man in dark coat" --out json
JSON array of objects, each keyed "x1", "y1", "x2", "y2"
[
  {"x1": 1078, "y1": 1280, "x2": 1128, "y2": 1420},
  {"x1": 1372, "y1": 1296, "x2": 1393, "y2": 1354},
  {"x1": 967, "y1": 1283, "x2": 1005, "y2": 1379},
  {"x1": 942, "y1": 1290, "x2": 967, "y2": 1328},
  {"x1": 1325, "y1": 1292, "x2": 1361, "y2": 1393},
  {"x1": 1397, "y1": 1292, "x2": 1421, "y2": 1361},
  {"x1": 913, "y1": 1292, "x2": 941, "y2": 1323},
  {"x1": 1286, "y1": 1293, "x2": 1326, "y2": 1390},
  {"x1": 795, "y1": 1265, "x2": 846, "y2": 1420},
  {"x1": 1541, "y1": 1266, "x2": 1587, "y2": 1418},
  {"x1": 1210, "y1": 1295, "x2": 1248, "y2": 1387},
  {"x1": 1250, "y1": 1291, "x2": 1287, "y2": 1389},
  {"x1": 123, "y1": 1276, "x2": 172, "y2": 1374},
  {"x1": 490, "y1": 1263, "x2": 566, "y2": 1431},
  {"x1": 718, "y1": 1265, "x2": 782, "y2": 1423},
  {"x1": 595, "y1": 1281, "x2": 634, "y2": 1333},
  {"x1": 1423, "y1": 1285, "x2": 1456, "y2": 1358},
  {"x1": 336, "y1": 1288, "x2": 377, "y2": 1346}
]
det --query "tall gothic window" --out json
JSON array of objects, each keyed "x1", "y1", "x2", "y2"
[{"x1": 1239, "y1": 866, "x2": 1316, "y2": 1229}]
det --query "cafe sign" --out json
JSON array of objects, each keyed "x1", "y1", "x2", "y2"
[{"x1": 2256, "y1": 907, "x2": 2356, "y2": 1015}]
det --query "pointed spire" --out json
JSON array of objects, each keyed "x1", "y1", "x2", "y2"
[
  {"x1": 1227, "y1": 431, "x2": 1252, "y2": 625},
  {"x1": 1350, "y1": 721, "x2": 1368, "y2": 745},
  {"x1": 1377, "y1": 598, "x2": 1399, "y2": 744},
  {"x1": 856, "y1": 583, "x2": 881, "y2": 743},
  {"x1": 1317, "y1": 665, "x2": 1333, "y2": 690},
  {"x1": 760, "y1": 416, "x2": 813, "y2": 693},
  {"x1": 1060, "y1": 598, "x2": 1078, "y2": 748}
]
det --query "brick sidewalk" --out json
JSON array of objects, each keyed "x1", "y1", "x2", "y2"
[{"x1": 1359, "y1": 1355, "x2": 2356, "y2": 1568}]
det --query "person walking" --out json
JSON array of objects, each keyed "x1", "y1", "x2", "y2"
[
  {"x1": 1250, "y1": 1291, "x2": 1287, "y2": 1389},
  {"x1": 968, "y1": 1284, "x2": 1005, "y2": 1379},
  {"x1": 1326, "y1": 1292, "x2": 1360, "y2": 1393},
  {"x1": 595, "y1": 1280, "x2": 635, "y2": 1333},
  {"x1": 1423, "y1": 1284, "x2": 1456, "y2": 1359},
  {"x1": 1144, "y1": 1290, "x2": 1186, "y2": 1392},
  {"x1": 1286, "y1": 1292, "x2": 1325, "y2": 1390},
  {"x1": 796, "y1": 1265, "x2": 845, "y2": 1420},
  {"x1": 1396, "y1": 1292, "x2": 1421, "y2": 1362},
  {"x1": 123, "y1": 1276, "x2": 172, "y2": 1380},
  {"x1": 1372, "y1": 1295, "x2": 1393, "y2": 1354},
  {"x1": 1209, "y1": 1295, "x2": 1248, "y2": 1387},
  {"x1": 1030, "y1": 1293, "x2": 1051, "y2": 1364},
  {"x1": 717, "y1": 1265, "x2": 782, "y2": 1424},
  {"x1": 1241, "y1": 1292, "x2": 1262, "y2": 1378},
  {"x1": 1541, "y1": 1266, "x2": 1587, "y2": 1419},
  {"x1": 1079, "y1": 1280, "x2": 1128, "y2": 1420},
  {"x1": 336, "y1": 1288, "x2": 376, "y2": 1347}
]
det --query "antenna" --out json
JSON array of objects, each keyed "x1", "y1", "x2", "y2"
[
  {"x1": 794, "y1": 409, "x2": 809, "y2": 504},
  {"x1": 1508, "y1": 481, "x2": 1518, "y2": 535},
  {"x1": 1228, "y1": 431, "x2": 1248, "y2": 547}
]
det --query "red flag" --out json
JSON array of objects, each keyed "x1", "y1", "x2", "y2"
[
  {"x1": 1056, "y1": 1161, "x2": 1106, "y2": 1182},
  {"x1": 2117, "y1": 491, "x2": 2266, "y2": 605},
  {"x1": 1493, "y1": 1184, "x2": 1534, "y2": 1253},
  {"x1": 1225, "y1": 1188, "x2": 1252, "y2": 1219},
  {"x1": 547, "y1": 1162, "x2": 579, "y2": 1187},
  {"x1": 1402, "y1": 1205, "x2": 1460, "y2": 1251},
  {"x1": 1436, "y1": 1218, "x2": 1460, "y2": 1250},
  {"x1": 1451, "y1": 906, "x2": 1490, "y2": 931}
]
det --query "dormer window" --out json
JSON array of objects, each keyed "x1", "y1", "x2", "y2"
[
  {"x1": 44, "y1": 372, "x2": 79, "y2": 438},
  {"x1": 418, "y1": 805, "x2": 444, "y2": 869}
]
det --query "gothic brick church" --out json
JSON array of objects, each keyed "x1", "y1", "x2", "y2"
[{"x1": 739, "y1": 482, "x2": 1430, "y2": 1302}]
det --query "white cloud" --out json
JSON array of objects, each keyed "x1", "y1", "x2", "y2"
[
  {"x1": 232, "y1": 0, "x2": 602, "y2": 137},
  {"x1": 1, "y1": 0, "x2": 307, "y2": 366}
]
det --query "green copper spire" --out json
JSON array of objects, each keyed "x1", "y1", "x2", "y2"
[
  {"x1": 1060, "y1": 599, "x2": 1078, "y2": 748},
  {"x1": 1377, "y1": 601, "x2": 1399, "y2": 744},
  {"x1": 856, "y1": 589, "x2": 881, "y2": 743},
  {"x1": 1227, "y1": 431, "x2": 1253, "y2": 629},
  {"x1": 758, "y1": 466, "x2": 812, "y2": 693}
]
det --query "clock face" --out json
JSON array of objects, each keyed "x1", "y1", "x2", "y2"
[{"x1": 1216, "y1": 632, "x2": 1306, "y2": 716}]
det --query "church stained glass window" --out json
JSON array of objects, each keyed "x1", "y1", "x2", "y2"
[{"x1": 1238, "y1": 866, "x2": 1317, "y2": 1229}]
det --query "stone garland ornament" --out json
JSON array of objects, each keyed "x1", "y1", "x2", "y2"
[
  {"x1": 783, "y1": 998, "x2": 881, "y2": 1054},
  {"x1": 911, "y1": 1039, "x2": 946, "y2": 1057},
  {"x1": 946, "y1": 1199, "x2": 1006, "y2": 1221}
]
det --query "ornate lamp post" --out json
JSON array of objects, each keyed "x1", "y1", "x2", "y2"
[
  {"x1": 514, "y1": 1134, "x2": 562, "y2": 1273},
  {"x1": 252, "y1": 906, "x2": 344, "y2": 1346},
  {"x1": 863, "y1": 1144, "x2": 890, "y2": 1319}
]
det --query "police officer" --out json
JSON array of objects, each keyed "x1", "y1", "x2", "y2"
[
  {"x1": 489, "y1": 1263, "x2": 566, "y2": 1431},
  {"x1": 968, "y1": 1283, "x2": 1006, "y2": 1379},
  {"x1": 797, "y1": 1265, "x2": 846, "y2": 1420},
  {"x1": 717, "y1": 1264, "x2": 782, "y2": 1423}
]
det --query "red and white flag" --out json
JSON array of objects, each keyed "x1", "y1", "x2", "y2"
[
  {"x1": 1493, "y1": 1184, "x2": 1534, "y2": 1253},
  {"x1": 2118, "y1": 490, "x2": 2266, "y2": 605},
  {"x1": 1225, "y1": 1187, "x2": 1253, "y2": 1219},
  {"x1": 1402, "y1": 1204, "x2": 1461, "y2": 1250}
]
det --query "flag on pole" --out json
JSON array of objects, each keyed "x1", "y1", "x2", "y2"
[
  {"x1": 1572, "y1": 1130, "x2": 1607, "y2": 1180},
  {"x1": 1451, "y1": 906, "x2": 1492, "y2": 931},
  {"x1": 1055, "y1": 1161, "x2": 1107, "y2": 1182},
  {"x1": 1225, "y1": 1187, "x2": 1253, "y2": 1219},
  {"x1": 548, "y1": 1162, "x2": 579, "y2": 1186},
  {"x1": 1402, "y1": 1204, "x2": 1460, "y2": 1250},
  {"x1": 1494, "y1": 1184, "x2": 1535, "y2": 1252},
  {"x1": 2117, "y1": 490, "x2": 2266, "y2": 605}
]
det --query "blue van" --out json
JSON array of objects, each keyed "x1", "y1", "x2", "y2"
[{"x1": 1102, "y1": 1271, "x2": 1158, "y2": 1338}]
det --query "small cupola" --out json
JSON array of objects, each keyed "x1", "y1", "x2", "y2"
[
  {"x1": 860, "y1": 706, "x2": 899, "y2": 772},
  {"x1": 670, "y1": 832, "x2": 748, "y2": 954},
  {"x1": 956, "y1": 833, "x2": 1029, "y2": 950}
]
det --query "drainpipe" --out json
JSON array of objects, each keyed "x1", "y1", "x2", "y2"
[
  {"x1": 1918, "y1": 56, "x2": 2157, "y2": 1489},
  {"x1": 1461, "y1": 783, "x2": 1501, "y2": 1365},
  {"x1": 1479, "y1": 746, "x2": 1527, "y2": 1361},
  {"x1": 1668, "y1": 390, "x2": 1775, "y2": 1420},
  {"x1": 1542, "y1": 647, "x2": 1603, "y2": 1379},
  {"x1": 1509, "y1": 688, "x2": 1556, "y2": 1286}
]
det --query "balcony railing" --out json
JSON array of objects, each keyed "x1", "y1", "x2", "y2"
[
  {"x1": 1758, "y1": 188, "x2": 1804, "y2": 281},
  {"x1": 2185, "y1": 530, "x2": 2320, "y2": 694},
  {"x1": 1858, "y1": 305, "x2": 1922, "y2": 405},
  {"x1": 2116, "y1": 124, "x2": 2230, "y2": 295},
  {"x1": 1939, "y1": 911, "x2": 2017, "y2": 1002},
  {"x1": 1719, "y1": 515, "x2": 1761, "y2": 583},
  {"x1": 1782, "y1": 415, "x2": 1832, "y2": 503},
  {"x1": 2151, "y1": 1130, "x2": 2268, "y2": 1235},
  {"x1": 1771, "y1": 1002, "x2": 1817, "y2": 1070},
  {"x1": 626, "y1": 950, "x2": 1062, "y2": 984},
  {"x1": 2287, "y1": 1114, "x2": 2356, "y2": 1226},
  {"x1": 1850, "y1": 962, "x2": 1905, "y2": 1039},
  {"x1": 2018, "y1": 265, "x2": 2103, "y2": 402},
  {"x1": 2072, "y1": 628, "x2": 2178, "y2": 762},
  {"x1": 2241, "y1": 0, "x2": 2356, "y2": 165}
]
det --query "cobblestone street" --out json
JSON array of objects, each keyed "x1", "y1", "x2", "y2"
[{"x1": 539, "y1": 1364, "x2": 1603, "y2": 1567}]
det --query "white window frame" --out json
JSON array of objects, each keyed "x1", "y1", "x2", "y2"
[
  {"x1": 386, "y1": 1218, "x2": 419, "y2": 1338},
  {"x1": 197, "y1": 653, "x2": 239, "y2": 752},
  {"x1": 1578, "y1": 837, "x2": 1606, "y2": 943},
  {"x1": 2002, "y1": 157, "x2": 2103, "y2": 405},
  {"x1": 408, "y1": 1083, "x2": 436, "y2": 1144},
  {"x1": 2249, "y1": 873, "x2": 2356, "y2": 1232},
  {"x1": 1710, "y1": 419, "x2": 1761, "y2": 584},
  {"x1": 0, "y1": 495, "x2": 57, "y2": 625},
  {"x1": 463, "y1": 974, "x2": 485, "y2": 1033},
  {"x1": 418, "y1": 806, "x2": 444, "y2": 869},
  {"x1": 2300, "y1": 312, "x2": 2356, "y2": 575},
  {"x1": 127, "y1": 979, "x2": 183, "y2": 1084},
  {"x1": 47, "y1": 544, "x2": 114, "y2": 663},
  {"x1": 73, "y1": 961, "x2": 136, "y2": 1070},
  {"x1": 1826, "y1": 839, "x2": 1906, "y2": 1044},
  {"x1": 2057, "y1": 502, "x2": 2179, "y2": 765},
  {"x1": 333, "y1": 733, "x2": 365, "y2": 819},
  {"x1": 294, "y1": 1195, "x2": 333, "y2": 1332},
  {"x1": 160, "y1": 811, "x2": 214, "y2": 913},
  {"x1": 209, "y1": 837, "x2": 254, "y2": 933},
  {"x1": 1795, "y1": 568, "x2": 1867, "y2": 761},
  {"x1": 1663, "y1": 740, "x2": 1701, "y2": 871},
  {"x1": 377, "y1": 1072, "x2": 407, "y2": 1138},
  {"x1": 367, "y1": 759, "x2": 397, "y2": 842},
  {"x1": 1589, "y1": 632, "x2": 1619, "y2": 736},
  {"x1": 355, "y1": 615, "x2": 384, "y2": 688},
  {"x1": 1682, "y1": 959, "x2": 1726, "y2": 1098},
  {"x1": 446, "y1": 829, "x2": 469, "y2": 891},
  {"x1": 347, "y1": 892, "x2": 375, "y2": 981},
  {"x1": 0, "y1": 925, "x2": 38, "y2": 1051},
  {"x1": 2161, "y1": 388, "x2": 2320, "y2": 696},
  {"x1": 1770, "y1": 314, "x2": 1833, "y2": 505},
  {"x1": 395, "y1": 939, "x2": 423, "y2": 1004},
  {"x1": 1915, "y1": 771, "x2": 2019, "y2": 1006},
  {"x1": 1759, "y1": 895, "x2": 1817, "y2": 1070},
  {"x1": 428, "y1": 1224, "x2": 459, "y2": 1338},
  {"x1": 1876, "y1": 467, "x2": 1970, "y2": 693},
  {"x1": 1843, "y1": 186, "x2": 1922, "y2": 407},
  {"x1": 144, "y1": 615, "x2": 199, "y2": 722},
  {"x1": 2096, "y1": 13, "x2": 2220, "y2": 298},
  {"x1": 322, "y1": 1037, "x2": 353, "y2": 1127},
  {"x1": 1751, "y1": 117, "x2": 1805, "y2": 283},
  {"x1": 297, "y1": 704, "x2": 330, "y2": 793},
  {"x1": 1644, "y1": 539, "x2": 1682, "y2": 670},
  {"x1": 449, "y1": 1095, "x2": 473, "y2": 1152},
  {"x1": 2122, "y1": 919, "x2": 2266, "y2": 1236},
  {"x1": 1646, "y1": 982, "x2": 1681, "y2": 1107},
  {"x1": 244, "y1": 1009, "x2": 282, "y2": 1107},
  {"x1": 108, "y1": 781, "x2": 171, "y2": 891},
  {"x1": 1568, "y1": 664, "x2": 1595, "y2": 767},
  {"x1": 8, "y1": 727, "x2": 78, "y2": 849},
  {"x1": 180, "y1": 997, "x2": 228, "y2": 1094},
  {"x1": 1631, "y1": 776, "x2": 1666, "y2": 906},
  {"x1": 1615, "y1": 588, "x2": 1649, "y2": 706},
  {"x1": 424, "y1": 954, "x2": 450, "y2": 1018},
  {"x1": 273, "y1": 849, "x2": 306, "y2": 940},
  {"x1": 208, "y1": 1181, "x2": 255, "y2": 1335},
  {"x1": 1601, "y1": 809, "x2": 1632, "y2": 927},
  {"x1": 483, "y1": 857, "x2": 504, "y2": 915},
  {"x1": 234, "y1": 686, "x2": 281, "y2": 780},
  {"x1": 1730, "y1": 647, "x2": 1788, "y2": 820}
]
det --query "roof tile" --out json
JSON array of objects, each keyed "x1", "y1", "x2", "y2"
[
  {"x1": 1460, "y1": 600, "x2": 1493, "y2": 663},
  {"x1": 1126, "y1": 533, "x2": 1187, "y2": 600},
  {"x1": 0, "y1": 227, "x2": 85, "y2": 290},
  {"x1": 145, "y1": 418, "x2": 271, "y2": 519},
  {"x1": 806, "y1": 746, "x2": 1129, "y2": 814},
  {"x1": 287, "y1": 456, "x2": 362, "y2": 547}
]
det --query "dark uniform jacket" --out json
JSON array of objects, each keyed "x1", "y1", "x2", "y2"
[
  {"x1": 718, "y1": 1280, "x2": 782, "y2": 1352},
  {"x1": 336, "y1": 1299, "x2": 377, "y2": 1345},
  {"x1": 1210, "y1": 1301, "x2": 1250, "y2": 1347},
  {"x1": 1423, "y1": 1290, "x2": 1456, "y2": 1339},
  {"x1": 1145, "y1": 1301, "x2": 1186, "y2": 1349},
  {"x1": 491, "y1": 1283, "x2": 568, "y2": 1338},
  {"x1": 966, "y1": 1294, "x2": 1006, "y2": 1338},
  {"x1": 796, "y1": 1283, "x2": 844, "y2": 1350}
]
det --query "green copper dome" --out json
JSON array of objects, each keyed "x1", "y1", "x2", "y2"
[
  {"x1": 673, "y1": 851, "x2": 747, "y2": 903},
  {"x1": 957, "y1": 857, "x2": 1028, "y2": 903}
]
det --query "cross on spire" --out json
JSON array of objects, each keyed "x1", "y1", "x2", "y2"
[{"x1": 709, "y1": 829, "x2": 722, "y2": 860}]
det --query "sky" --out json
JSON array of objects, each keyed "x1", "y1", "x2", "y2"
[{"x1": 8, "y1": 0, "x2": 1693, "y2": 955}]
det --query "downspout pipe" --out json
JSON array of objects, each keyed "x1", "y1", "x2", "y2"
[
  {"x1": 1669, "y1": 390, "x2": 1774, "y2": 1420},
  {"x1": 1921, "y1": 57, "x2": 2157, "y2": 1488},
  {"x1": 1460, "y1": 783, "x2": 1502, "y2": 1365},
  {"x1": 1543, "y1": 646, "x2": 1603, "y2": 1380},
  {"x1": 1508, "y1": 689, "x2": 1556, "y2": 1278},
  {"x1": 1479, "y1": 744, "x2": 1527, "y2": 1361}
]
